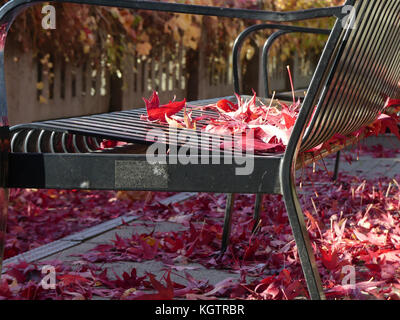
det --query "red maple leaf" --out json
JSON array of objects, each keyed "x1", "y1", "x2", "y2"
[
  {"x1": 58, "y1": 274, "x2": 91, "y2": 286},
  {"x1": 216, "y1": 99, "x2": 237, "y2": 113},
  {"x1": 143, "y1": 91, "x2": 186, "y2": 122},
  {"x1": 131, "y1": 272, "x2": 175, "y2": 300},
  {"x1": 282, "y1": 110, "x2": 296, "y2": 129},
  {"x1": 320, "y1": 248, "x2": 340, "y2": 271},
  {"x1": 113, "y1": 269, "x2": 147, "y2": 289}
]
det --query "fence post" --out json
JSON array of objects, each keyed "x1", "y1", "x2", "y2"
[
  {"x1": 186, "y1": 47, "x2": 200, "y2": 101},
  {"x1": 241, "y1": 38, "x2": 261, "y2": 96},
  {"x1": 109, "y1": 70, "x2": 123, "y2": 112}
]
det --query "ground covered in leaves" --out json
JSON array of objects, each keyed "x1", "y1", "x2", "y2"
[
  {"x1": 2, "y1": 147, "x2": 400, "y2": 300},
  {"x1": 4, "y1": 190, "x2": 175, "y2": 259}
]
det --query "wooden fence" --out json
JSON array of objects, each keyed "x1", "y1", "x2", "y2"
[{"x1": 5, "y1": 41, "x2": 316, "y2": 126}]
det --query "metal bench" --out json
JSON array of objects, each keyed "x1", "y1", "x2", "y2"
[{"x1": 0, "y1": 0, "x2": 399, "y2": 300}]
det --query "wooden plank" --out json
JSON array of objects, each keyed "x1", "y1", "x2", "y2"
[{"x1": 53, "y1": 55, "x2": 61, "y2": 104}]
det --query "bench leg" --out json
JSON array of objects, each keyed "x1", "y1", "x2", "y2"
[
  {"x1": 0, "y1": 188, "x2": 8, "y2": 276},
  {"x1": 332, "y1": 151, "x2": 341, "y2": 181},
  {"x1": 252, "y1": 193, "x2": 263, "y2": 232},
  {"x1": 222, "y1": 193, "x2": 263, "y2": 253},
  {"x1": 220, "y1": 193, "x2": 235, "y2": 254},
  {"x1": 281, "y1": 172, "x2": 325, "y2": 300}
]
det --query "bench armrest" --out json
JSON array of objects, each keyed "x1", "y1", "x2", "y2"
[
  {"x1": 262, "y1": 28, "x2": 331, "y2": 98},
  {"x1": 231, "y1": 24, "x2": 331, "y2": 95}
]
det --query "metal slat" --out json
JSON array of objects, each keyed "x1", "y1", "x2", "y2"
[
  {"x1": 345, "y1": 0, "x2": 400, "y2": 131},
  {"x1": 19, "y1": 122, "x2": 243, "y2": 155},
  {"x1": 334, "y1": 0, "x2": 399, "y2": 136},
  {"x1": 45, "y1": 114, "x2": 222, "y2": 143},
  {"x1": 10, "y1": 96, "x2": 279, "y2": 157},
  {"x1": 340, "y1": 0, "x2": 400, "y2": 134},
  {"x1": 326, "y1": 0, "x2": 398, "y2": 137},
  {"x1": 302, "y1": 0, "x2": 371, "y2": 150},
  {"x1": 329, "y1": 1, "x2": 392, "y2": 134}
]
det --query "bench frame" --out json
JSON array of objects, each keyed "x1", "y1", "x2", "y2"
[{"x1": 2, "y1": 0, "x2": 397, "y2": 301}]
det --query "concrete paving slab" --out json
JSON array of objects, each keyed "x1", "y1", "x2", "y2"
[
  {"x1": 361, "y1": 134, "x2": 400, "y2": 149},
  {"x1": 84, "y1": 221, "x2": 186, "y2": 244},
  {"x1": 364, "y1": 159, "x2": 400, "y2": 179},
  {"x1": 40, "y1": 242, "x2": 100, "y2": 263},
  {"x1": 387, "y1": 161, "x2": 400, "y2": 178},
  {"x1": 93, "y1": 261, "x2": 241, "y2": 286},
  {"x1": 62, "y1": 214, "x2": 141, "y2": 242},
  {"x1": 3, "y1": 239, "x2": 81, "y2": 271}
]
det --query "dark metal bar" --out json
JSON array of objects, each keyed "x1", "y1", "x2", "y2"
[
  {"x1": 232, "y1": 24, "x2": 332, "y2": 94},
  {"x1": 262, "y1": 28, "x2": 331, "y2": 98},
  {"x1": 333, "y1": 150, "x2": 341, "y2": 181},
  {"x1": 0, "y1": 126, "x2": 10, "y2": 275},
  {"x1": 220, "y1": 193, "x2": 235, "y2": 254},
  {"x1": 22, "y1": 129, "x2": 33, "y2": 153},
  {"x1": 92, "y1": 137, "x2": 101, "y2": 149},
  {"x1": 0, "y1": 188, "x2": 8, "y2": 275},
  {"x1": 37, "y1": 130, "x2": 46, "y2": 153},
  {"x1": 82, "y1": 136, "x2": 93, "y2": 152},
  {"x1": 252, "y1": 193, "x2": 263, "y2": 233},
  {"x1": 0, "y1": 0, "x2": 344, "y2": 26},
  {"x1": 79, "y1": 135, "x2": 92, "y2": 153},
  {"x1": 262, "y1": 30, "x2": 292, "y2": 98},
  {"x1": 10, "y1": 129, "x2": 26, "y2": 152},
  {"x1": 40, "y1": 131, "x2": 54, "y2": 153},
  {"x1": 282, "y1": 179, "x2": 326, "y2": 300},
  {"x1": 8, "y1": 153, "x2": 282, "y2": 194},
  {"x1": 61, "y1": 133, "x2": 69, "y2": 153},
  {"x1": 70, "y1": 135, "x2": 81, "y2": 153},
  {"x1": 49, "y1": 131, "x2": 57, "y2": 153},
  {"x1": 23, "y1": 129, "x2": 41, "y2": 153}
]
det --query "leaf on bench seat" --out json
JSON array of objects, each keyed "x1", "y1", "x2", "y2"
[
  {"x1": 139, "y1": 88, "x2": 400, "y2": 157},
  {"x1": 199, "y1": 91, "x2": 298, "y2": 153},
  {"x1": 386, "y1": 99, "x2": 400, "y2": 109},
  {"x1": 143, "y1": 91, "x2": 186, "y2": 122}
]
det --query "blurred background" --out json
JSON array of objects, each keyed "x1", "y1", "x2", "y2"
[{"x1": 2, "y1": 0, "x2": 343, "y2": 125}]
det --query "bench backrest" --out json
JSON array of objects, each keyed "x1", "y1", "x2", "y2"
[{"x1": 300, "y1": 0, "x2": 400, "y2": 152}]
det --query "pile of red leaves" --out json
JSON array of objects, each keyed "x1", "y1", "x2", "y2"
[
  {"x1": 142, "y1": 90, "x2": 400, "y2": 154},
  {"x1": 4, "y1": 189, "x2": 175, "y2": 260},
  {"x1": 4, "y1": 155, "x2": 400, "y2": 299}
]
